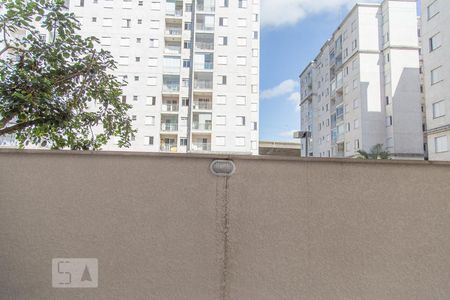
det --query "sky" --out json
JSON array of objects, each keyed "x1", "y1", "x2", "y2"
[{"x1": 259, "y1": 0, "x2": 383, "y2": 142}]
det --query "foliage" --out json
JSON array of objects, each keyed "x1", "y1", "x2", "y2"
[
  {"x1": 0, "y1": 0, "x2": 135, "y2": 150},
  {"x1": 357, "y1": 144, "x2": 391, "y2": 160}
]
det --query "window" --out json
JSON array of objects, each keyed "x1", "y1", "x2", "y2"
[
  {"x1": 238, "y1": 18, "x2": 247, "y2": 27},
  {"x1": 354, "y1": 139, "x2": 360, "y2": 150},
  {"x1": 236, "y1": 116, "x2": 246, "y2": 126},
  {"x1": 185, "y1": 3, "x2": 192, "y2": 12},
  {"x1": 219, "y1": 17, "x2": 228, "y2": 26},
  {"x1": 218, "y1": 75, "x2": 227, "y2": 85},
  {"x1": 217, "y1": 95, "x2": 227, "y2": 105},
  {"x1": 429, "y1": 33, "x2": 442, "y2": 52},
  {"x1": 219, "y1": 36, "x2": 228, "y2": 46},
  {"x1": 136, "y1": 38, "x2": 142, "y2": 43},
  {"x1": 353, "y1": 79, "x2": 358, "y2": 89},
  {"x1": 147, "y1": 77, "x2": 157, "y2": 86},
  {"x1": 218, "y1": 56, "x2": 228, "y2": 65},
  {"x1": 351, "y1": 20, "x2": 357, "y2": 32},
  {"x1": 352, "y1": 39, "x2": 358, "y2": 50},
  {"x1": 120, "y1": 38, "x2": 130, "y2": 47},
  {"x1": 386, "y1": 116, "x2": 393, "y2": 127},
  {"x1": 138, "y1": 1, "x2": 143, "y2": 6},
  {"x1": 122, "y1": 18, "x2": 131, "y2": 28},
  {"x1": 431, "y1": 66, "x2": 442, "y2": 85},
  {"x1": 353, "y1": 99, "x2": 359, "y2": 109},
  {"x1": 183, "y1": 59, "x2": 191, "y2": 68},
  {"x1": 149, "y1": 39, "x2": 159, "y2": 48},
  {"x1": 150, "y1": 20, "x2": 159, "y2": 29},
  {"x1": 386, "y1": 96, "x2": 390, "y2": 105},
  {"x1": 137, "y1": 19, "x2": 142, "y2": 24},
  {"x1": 119, "y1": 56, "x2": 129, "y2": 65},
  {"x1": 133, "y1": 96, "x2": 138, "y2": 101},
  {"x1": 145, "y1": 116, "x2": 155, "y2": 126},
  {"x1": 427, "y1": 0, "x2": 439, "y2": 20},
  {"x1": 216, "y1": 136, "x2": 226, "y2": 146},
  {"x1": 151, "y1": 1, "x2": 160, "y2": 10},
  {"x1": 182, "y1": 97, "x2": 189, "y2": 106},
  {"x1": 183, "y1": 40, "x2": 192, "y2": 49},
  {"x1": 92, "y1": 17, "x2": 97, "y2": 22},
  {"x1": 238, "y1": 0, "x2": 247, "y2": 8},
  {"x1": 252, "y1": 122, "x2": 258, "y2": 131},
  {"x1": 134, "y1": 76, "x2": 140, "y2": 81},
  {"x1": 237, "y1": 56, "x2": 247, "y2": 66},
  {"x1": 237, "y1": 76, "x2": 246, "y2": 85},
  {"x1": 148, "y1": 57, "x2": 158, "y2": 67},
  {"x1": 236, "y1": 96, "x2": 246, "y2": 105},
  {"x1": 216, "y1": 115, "x2": 226, "y2": 125},
  {"x1": 77, "y1": 0, "x2": 84, "y2": 6},
  {"x1": 237, "y1": 37, "x2": 247, "y2": 47},
  {"x1": 101, "y1": 36, "x2": 111, "y2": 46},
  {"x1": 102, "y1": 18, "x2": 112, "y2": 27},
  {"x1": 144, "y1": 136, "x2": 154, "y2": 146},
  {"x1": 435, "y1": 136, "x2": 448, "y2": 153},
  {"x1": 253, "y1": 31, "x2": 258, "y2": 40},
  {"x1": 121, "y1": 95, "x2": 127, "y2": 103},
  {"x1": 132, "y1": 115, "x2": 137, "y2": 121},
  {"x1": 180, "y1": 138, "x2": 187, "y2": 146},
  {"x1": 433, "y1": 100, "x2": 446, "y2": 118},
  {"x1": 354, "y1": 119, "x2": 360, "y2": 129},
  {"x1": 135, "y1": 57, "x2": 141, "y2": 62},
  {"x1": 184, "y1": 22, "x2": 192, "y2": 30},
  {"x1": 235, "y1": 137, "x2": 246, "y2": 147}
]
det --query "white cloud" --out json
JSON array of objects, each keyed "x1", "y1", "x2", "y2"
[
  {"x1": 288, "y1": 92, "x2": 301, "y2": 111},
  {"x1": 261, "y1": 79, "x2": 298, "y2": 100},
  {"x1": 261, "y1": 0, "x2": 380, "y2": 28}
]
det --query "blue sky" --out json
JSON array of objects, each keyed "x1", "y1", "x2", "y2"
[{"x1": 259, "y1": 0, "x2": 419, "y2": 142}]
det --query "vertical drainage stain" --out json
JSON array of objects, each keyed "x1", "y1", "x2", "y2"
[{"x1": 216, "y1": 175, "x2": 230, "y2": 300}]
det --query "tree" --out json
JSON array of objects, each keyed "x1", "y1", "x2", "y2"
[
  {"x1": 357, "y1": 144, "x2": 391, "y2": 160},
  {"x1": 0, "y1": 0, "x2": 135, "y2": 150}
]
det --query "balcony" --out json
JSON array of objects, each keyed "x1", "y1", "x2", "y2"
[
  {"x1": 162, "y1": 84, "x2": 180, "y2": 94},
  {"x1": 194, "y1": 80, "x2": 212, "y2": 90},
  {"x1": 195, "y1": 62, "x2": 213, "y2": 71},
  {"x1": 196, "y1": 15, "x2": 215, "y2": 31},
  {"x1": 162, "y1": 99, "x2": 179, "y2": 112},
  {"x1": 165, "y1": 27, "x2": 182, "y2": 36},
  {"x1": 191, "y1": 142, "x2": 211, "y2": 152},
  {"x1": 161, "y1": 123, "x2": 179, "y2": 132},
  {"x1": 196, "y1": 0, "x2": 215, "y2": 13},
  {"x1": 195, "y1": 33, "x2": 214, "y2": 51},
  {"x1": 166, "y1": 0, "x2": 183, "y2": 18},
  {"x1": 193, "y1": 122, "x2": 212, "y2": 131},
  {"x1": 164, "y1": 41, "x2": 181, "y2": 55},
  {"x1": 163, "y1": 75, "x2": 180, "y2": 94},
  {"x1": 193, "y1": 99, "x2": 212, "y2": 110}
]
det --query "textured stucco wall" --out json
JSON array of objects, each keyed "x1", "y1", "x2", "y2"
[{"x1": 1, "y1": 150, "x2": 450, "y2": 299}]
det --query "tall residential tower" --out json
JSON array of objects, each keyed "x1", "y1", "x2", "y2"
[
  {"x1": 299, "y1": 0, "x2": 424, "y2": 159},
  {"x1": 421, "y1": 0, "x2": 450, "y2": 160},
  {"x1": 66, "y1": 0, "x2": 260, "y2": 154}
]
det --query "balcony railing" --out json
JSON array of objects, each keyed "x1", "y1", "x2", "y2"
[
  {"x1": 161, "y1": 123, "x2": 179, "y2": 132},
  {"x1": 195, "y1": 62, "x2": 213, "y2": 70},
  {"x1": 192, "y1": 142, "x2": 211, "y2": 152},
  {"x1": 196, "y1": 24, "x2": 214, "y2": 31},
  {"x1": 164, "y1": 46, "x2": 181, "y2": 55},
  {"x1": 196, "y1": 5, "x2": 215, "y2": 12},
  {"x1": 166, "y1": 9, "x2": 183, "y2": 17},
  {"x1": 194, "y1": 80, "x2": 213, "y2": 90},
  {"x1": 160, "y1": 144, "x2": 177, "y2": 152},
  {"x1": 162, "y1": 104, "x2": 179, "y2": 112},
  {"x1": 193, "y1": 102, "x2": 212, "y2": 110},
  {"x1": 165, "y1": 28, "x2": 182, "y2": 36},
  {"x1": 162, "y1": 84, "x2": 180, "y2": 93},
  {"x1": 195, "y1": 42, "x2": 214, "y2": 50},
  {"x1": 193, "y1": 122, "x2": 212, "y2": 131}
]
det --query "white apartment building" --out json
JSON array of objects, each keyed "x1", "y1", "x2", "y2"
[
  {"x1": 300, "y1": 0, "x2": 424, "y2": 159},
  {"x1": 1, "y1": 0, "x2": 260, "y2": 154},
  {"x1": 421, "y1": 0, "x2": 450, "y2": 161},
  {"x1": 70, "y1": 0, "x2": 261, "y2": 154}
]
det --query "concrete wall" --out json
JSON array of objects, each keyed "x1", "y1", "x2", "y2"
[{"x1": 1, "y1": 150, "x2": 450, "y2": 299}]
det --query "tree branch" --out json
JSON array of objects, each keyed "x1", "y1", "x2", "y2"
[{"x1": 0, "y1": 119, "x2": 39, "y2": 136}]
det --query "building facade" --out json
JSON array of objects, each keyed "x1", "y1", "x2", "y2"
[
  {"x1": 1, "y1": 0, "x2": 260, "y2": 154},
  {"x1": 421, "y1": 0, "x2": 450, "y2": 160},
  {"x1": 300, "y1": 0, "x2": 424, "y2": 159}
]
